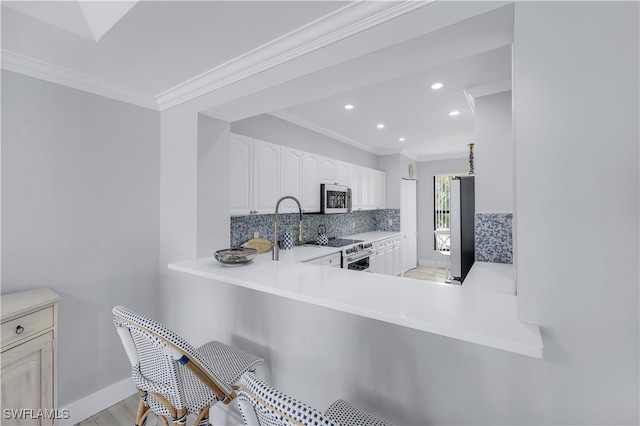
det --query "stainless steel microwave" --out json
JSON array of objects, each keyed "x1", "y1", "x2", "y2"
[{"x1": 321, "y1": 184, "x2": 351, "y2": 214}]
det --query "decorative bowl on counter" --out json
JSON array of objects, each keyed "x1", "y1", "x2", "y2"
[{"x1": 214, "y1": 247, "x2": 258, "y2": 265}]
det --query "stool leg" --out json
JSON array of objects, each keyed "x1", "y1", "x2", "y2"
[
  {"x1": 136, "y1": 389, "x2": 151, "y2": 426},
  {"x1": 194, "y1": 405, "x2": 211, "y2": 426},
  {"x1": 172, "y1": 407, "x2": 188, "y2": 426}
]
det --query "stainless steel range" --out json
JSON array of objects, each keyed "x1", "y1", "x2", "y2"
[
  {"x1": 342, "y1": 241, "x2": 374, "y2": 272},
  {"x1": 305, "y1": 237, "x2": 373, "y2": 271}
]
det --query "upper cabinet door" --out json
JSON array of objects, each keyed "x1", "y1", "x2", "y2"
[
  {"x1": 319, "y1": 156, "x2": 334, "y2": 183},
  {"x1": 302, "y1": 152, "x2": 321, "y2": 213},
  {"x1": 375, "y1": 169, "x2": 386, "y2": 209},
  {"x1": 230, "y1": 134, "x2": 253, "y2": 216},
  {"x1": 253, "y1": 139, "x2": 280, "y2": 214},
  {"x1": 360, "y1": 166, "x2": 370, "y2": 209},
  {"x1": 347, "y1": 164, "x2": 361, "y2": 211},
  {"x1": 280, "y1": 147, "x2": 303, "y2": 213},
  {"x1": 334, "y1": 161, "x2": 348, "y2": 186},
  {"x1": 320, "y1": 157, "x2": 348, "y2": 186}
]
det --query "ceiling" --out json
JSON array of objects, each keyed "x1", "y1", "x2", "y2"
[{"x1": 1, "y1": 1, "x2": 513, "y2": 161}]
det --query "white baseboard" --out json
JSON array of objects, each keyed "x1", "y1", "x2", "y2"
[
  {"x1": 58, "y1": 377, "x2": 135, "y2": 426},
  {"x1": 57, "y1": 377, "x2": 244, "y2": 426}
]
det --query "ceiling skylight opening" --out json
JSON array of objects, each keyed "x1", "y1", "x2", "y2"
[
  {"x1": 377, "y1": 123, "x2": 385, "y2": 129},
  {"x1": 344, "y1": 104, "x2": 354, "y2": 110},
  {"x1": 449, "y1": 110, "x2": 460, "y2": 116},
  {"x1": 431, "y1": 82, "x2": 444, "y2": 90}
]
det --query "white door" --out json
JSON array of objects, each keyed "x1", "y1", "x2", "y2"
[{"x1": 401, "y1": 179, "x2": 417, "y2": 273}]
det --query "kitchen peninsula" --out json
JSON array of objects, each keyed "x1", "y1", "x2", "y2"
[{"x1": 169, "y1": 253, "x2": 543, "y2": 358}]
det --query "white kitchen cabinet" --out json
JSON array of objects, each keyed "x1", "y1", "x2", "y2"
[
  {"x1": 229, "y1": 133, "x2": 254, "y2": 215},
  {"x1": 392, "y1": 236, "x2": 402, "y2": 276},
  {"x1": 334, "y1": 161, "x2": 348, "y2": 186},
  {"x1": 384, "y1": 238, "x2": 393, "y2": 275},
  {"x1": 368, "y1": 169, "x2": 386, "y2": 210},
  {"x1": 372, "y1": 240, "x2": 386, "y2": 274},
  {"x1": 304, "y1": 252, "x2": 341, "y2": 268},
  {"x1": 320, "y1": 157, "x2": 348, "y2": 186},
  {"x1": 347, "y1": 164, "x2": 361, "y2": 211},
  {"x1": 353, "y1": 166, "x2": 386, "y2": 211},
  {"x1": 367, "y1": 168, "x2": 378, "y2": 209},
  {"x1": 369, "y1": 237, "x2": 401, "y2": 276},
  {"x1": 368, "y1": 248, "x2": 378, "y2": 272},
  {"x1": 360, "y1": 166, "x2": 371, "y2": 209},
  {"x1": 375, "y1": 170, "x2": 386, "y2": 209},
  {"x1": 230, "y1": 133, "x2": 385, "y2": 215},
  {"x1": 302, "y1": 152, "x2": 321, "y2": 213},
  {"x1": 280, "y1": 147, "x2": 303, "y2": 213},
  {"x1": 252, "y1": 139, "x2": 281, "y2": 214},
  {"x1": 1, "y1": 289, "x2": 61, "y2": 426}
]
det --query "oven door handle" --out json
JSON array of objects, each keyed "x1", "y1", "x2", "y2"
[{"x1": 345, "y1": 250, "x2": 374, "y2": 262}]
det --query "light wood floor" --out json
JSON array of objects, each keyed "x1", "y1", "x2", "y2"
[
  {"x1": 403, "y1": 266, "x2": 449, "y2": 283},
  {"x1": 74, "y1": 393, "x2": 162, "y2": 426}
]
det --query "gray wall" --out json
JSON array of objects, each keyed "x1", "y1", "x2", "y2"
[
  {"x1": 231, "y1": 114, "x2": 379, "y2": 169},
  {"x1": 1, "y1": 71, "x2": 161, "y2": 406},
  {"x1": 514, "y1": 3, "x2": 639, "y2": 422},
  {"x1": 474, "y1": 91, "x2": 513, "y2": 214}
]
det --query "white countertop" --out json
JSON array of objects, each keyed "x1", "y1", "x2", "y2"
[{"x1": 169, "y1": 252, "x2": 543, "y2": 358}]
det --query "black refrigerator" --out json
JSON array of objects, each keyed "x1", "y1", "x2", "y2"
[{"x1": 450, "y1": 175, "x2": 475, "y2": 284}]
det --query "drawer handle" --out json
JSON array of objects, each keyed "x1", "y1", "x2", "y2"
[{"x1": 15, "y1": 325, "x2": 24, "y2": 335}]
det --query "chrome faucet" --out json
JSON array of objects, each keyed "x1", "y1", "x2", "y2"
[{"x1": 273, "y1": 196, "x2": 304, "y2": 261}]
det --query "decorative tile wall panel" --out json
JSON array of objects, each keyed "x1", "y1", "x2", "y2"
[{"x1": 475, "y1": 213, "x2": 513, "y2": 264}]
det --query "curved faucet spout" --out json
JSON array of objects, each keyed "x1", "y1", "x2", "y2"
[{"x1": 273, "y1": 196, "x2": 304, "y2": 261}]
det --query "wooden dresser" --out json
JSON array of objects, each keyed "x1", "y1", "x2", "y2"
[{"x1": 1, "y1": 289, "x2": 61, "y2": 425}]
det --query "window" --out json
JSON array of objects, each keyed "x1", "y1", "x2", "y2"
[{"x1": 433, "y1": 174, "x2": 457, "y2": 252}]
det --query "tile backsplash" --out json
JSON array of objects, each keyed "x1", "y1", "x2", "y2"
[
  {"x1": 475, "y1": 213, "x2": 513, "y2": 264},
  {"x1": 231, "y1": 209, "x2": 400, "y2": 248}
]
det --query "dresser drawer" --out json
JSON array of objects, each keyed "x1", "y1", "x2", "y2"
[{"x1": 1, "y1": 307, "x2": 54, "y2": 349}]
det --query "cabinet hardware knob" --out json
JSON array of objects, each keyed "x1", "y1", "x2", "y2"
[{"x1": 15, "y1": 325, "x2": 24, "y2": 334}]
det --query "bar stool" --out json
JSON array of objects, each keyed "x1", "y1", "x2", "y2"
[{"x1": 236, "y1": 372, "x2": 394, "y2": 426}]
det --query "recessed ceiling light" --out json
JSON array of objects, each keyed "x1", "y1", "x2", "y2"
[
  {"x1": 431, "y1": 82, "x2": 444, "y2": 90},
  {"x1": 449, "y1": 110, "x2": 460, "y2": 116},
  {"x1": 399, "y1": 137, "x2": 406, "y2": 142},
  {"x1": 344, "y1": 104, "x2": 354, "y2": 110},
  {"x1": 377, "y1": 123, "x2": 385, "y2": 129}
]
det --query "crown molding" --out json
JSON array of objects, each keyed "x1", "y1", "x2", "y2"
[
  {"x1": 155, "y1": 0, "x2": 430, "y2": 111},
  {"x1": 1, "y1": 50, "x2": 158, "y2": 110},
  {"x1": 1, "y1": 1, "x2": 429, "y2": 112},
  {"x1": 269, "y1": 111, "x2": 379, "y2": 155},
  {"x1": 463, "y1": 78, "x2": 512, "y2": 115}
]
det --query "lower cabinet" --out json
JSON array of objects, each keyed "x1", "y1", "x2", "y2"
[
  {"x1": 392, "y1": 236, "x2": 402, "y2": 276},
  {"x1": 1, "y1": 289, "x2": 61, "y2": 426},
  {"x1": 372, "y1": 236, "x2": 402, "y2": 276}
]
